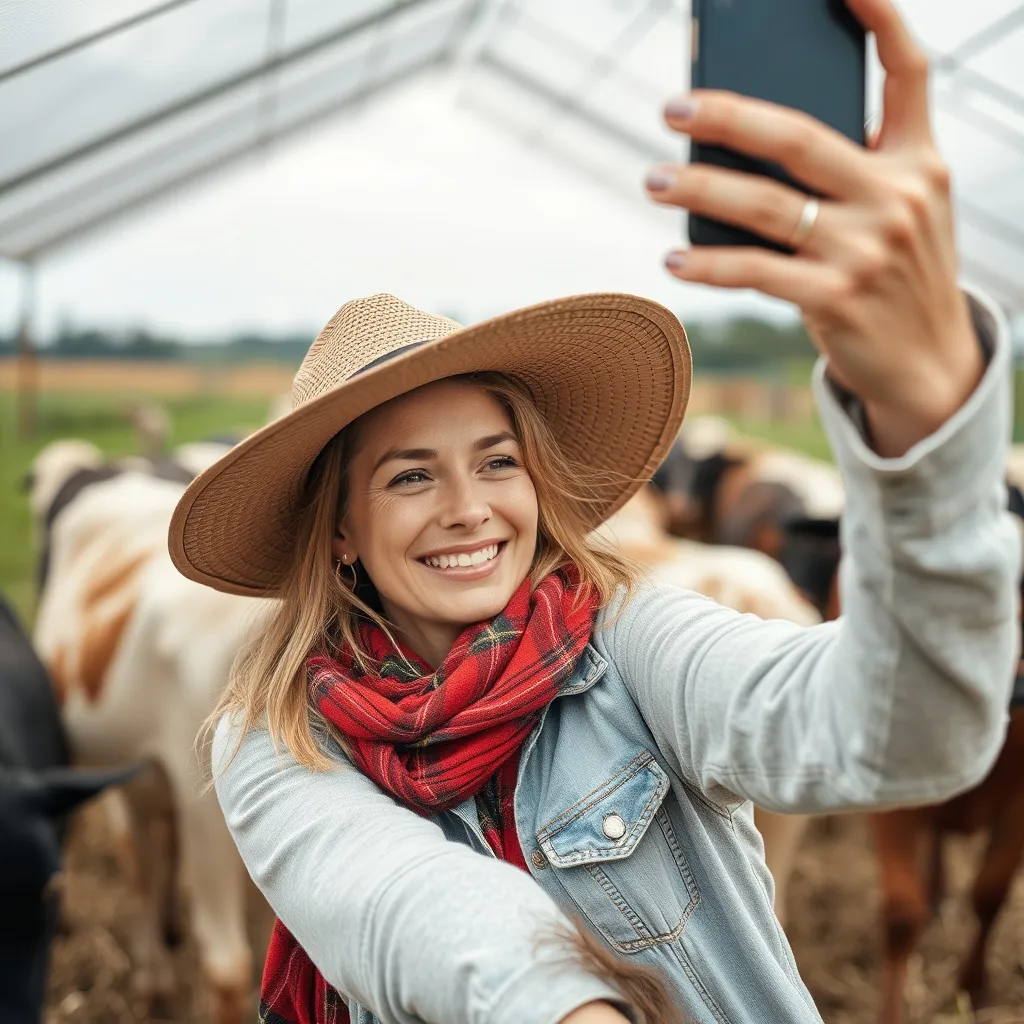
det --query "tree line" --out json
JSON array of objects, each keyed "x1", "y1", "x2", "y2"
[{"x1": 0, "y1": 316, "x2": 818, "y2": 372}]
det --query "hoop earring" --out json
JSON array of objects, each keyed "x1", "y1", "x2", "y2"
[{"x1": 335, "y1": 557, "x2": 358, "y2": 588}]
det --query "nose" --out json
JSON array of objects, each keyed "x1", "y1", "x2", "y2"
[{"x1": 438, "y1": 472, "x2": 491, "y2": 531}]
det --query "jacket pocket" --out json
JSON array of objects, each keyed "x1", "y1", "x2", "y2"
[{"x1": 536, "y1": 750, "x2": 700, "y2": 953}]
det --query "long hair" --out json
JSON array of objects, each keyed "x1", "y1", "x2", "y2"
[{"x1": 205, "y1": 371, "x2": 646, "y2": 772}]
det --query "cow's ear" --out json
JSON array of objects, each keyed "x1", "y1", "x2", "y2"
[
  {"x1": 32, "y1": 765, "x2": 139, "y2": 818},
  {"x1": 1007, "y1": 483, "x2": 1024, "y2": 519},
  {"x1": 785, "y1": 517, "x2": 841, "y2": 541},
  {"x1": 20, "y1": 470, "x2": 34, "y2": 493}
]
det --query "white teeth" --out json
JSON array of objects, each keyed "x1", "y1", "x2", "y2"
[{"x1": 424, "y1": 544, "x2": 499, "y2": 569}]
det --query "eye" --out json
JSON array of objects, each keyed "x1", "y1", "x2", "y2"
[
  {"x1": 390, "y1": 469, "x2": 431, "y2": 487},
  {"x1": 484, "y1": 455, "x2": 519, "y2": 472}
]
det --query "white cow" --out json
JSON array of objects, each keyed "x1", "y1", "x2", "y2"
[
  {"x1": 30, "y1": 439, "x2": 276, "y2": 1024},
  {"x1": 595, "y1": 488, "x2": 818, "y2": 927}
]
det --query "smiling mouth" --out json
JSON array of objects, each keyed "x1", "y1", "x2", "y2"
[{"x1": 419, "y1": 542, "x2": 505, "y2": 571}]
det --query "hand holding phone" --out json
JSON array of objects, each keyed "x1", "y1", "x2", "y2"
[
  {"x1": 688, "y1": 0, "x2": 867, "y2": 251},
  {"x1": 645, "y1": 0, "x2": 982, "y2": 459}
]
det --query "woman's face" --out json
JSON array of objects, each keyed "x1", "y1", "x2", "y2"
[{"x1": 336, "y1": 380, "x2": 539, "y2": 664}]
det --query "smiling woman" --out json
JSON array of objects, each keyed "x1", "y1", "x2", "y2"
[{"x1": 167, "y1": 2, "x2": 1023, "y2": 1023}]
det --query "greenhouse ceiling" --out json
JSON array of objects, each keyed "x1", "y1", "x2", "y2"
[{"x1": 2, "y1": 0, "x2": 1023, "y2": 309}]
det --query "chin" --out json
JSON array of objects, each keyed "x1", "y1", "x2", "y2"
[{"x1": 439, "y1": 589, "x2": 514, "y2": 626}]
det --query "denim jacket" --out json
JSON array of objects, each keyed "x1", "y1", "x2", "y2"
[{"x1": 213, "y1": 291, "x2": 1020, "y2": 1024}]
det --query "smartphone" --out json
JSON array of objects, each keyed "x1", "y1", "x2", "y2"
[{"x1": 688, "y1": 0, "x2": 867, "y2": 251}]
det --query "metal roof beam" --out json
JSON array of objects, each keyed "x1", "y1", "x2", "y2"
[
  {"x1": 958, "y1": 197, "x2": 1024, "y2": 252},
  {"x1": 0, "y1": 0, "x2": 441, "y2": 198},
  {"x1": 930, "y1": 47, "x2": 1024, "y2": 119},
  {"x1": 944, "y1": 2, "x2": 1024, "y2": 64},
  {"x1": 476, "y1": 49, "x2": 669, "y2": 160},
  {"x1": 0, "y1": 0, "x2": 199, "y2": 85},
  {"x1": 5, "y1": 51, "x2": 448, "y2": 260}
]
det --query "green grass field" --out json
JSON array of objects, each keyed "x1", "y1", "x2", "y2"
[
  {"x1": 0, "y1": 390, "x2": 833, "y2": 629},
  {"x1": 0, "y1": 392, "x2": 272, "y2": 627}
]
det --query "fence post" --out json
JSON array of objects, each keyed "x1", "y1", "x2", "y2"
[{"x1": 15, "y1": 260, "x2": 37, "y2": 439}]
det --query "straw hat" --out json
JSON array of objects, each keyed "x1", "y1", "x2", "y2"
[{"x1": 169, "y1": 292, "x2": 691, "y2": 597}]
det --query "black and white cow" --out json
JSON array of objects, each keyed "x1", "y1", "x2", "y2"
[{"x1": 0, "y1": 595, "x2": 132, "y2": 1024}]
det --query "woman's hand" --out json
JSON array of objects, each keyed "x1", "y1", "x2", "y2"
[{"x1": 646, "y1": 0, "x2": 983, "y2": 458}]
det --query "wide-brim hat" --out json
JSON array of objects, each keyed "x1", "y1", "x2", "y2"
[{"x1": 169, "y1": 292, "x2": 691, "y2": 597}]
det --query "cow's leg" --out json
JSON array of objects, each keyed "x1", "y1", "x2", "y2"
[
  {"x1": 118, "y1": 759, "x2": 181, "y2": 1018},
  {"x1": 753, "y1": 807, "x2": 811, "y2": 930},
  {"x1": 957, "y1": 811, "x2": 1024, "y2": 1007},
  {"x1": 926, "y1": 828, "x2": 945, "y2": 918},
  {"x1": 871, "y1": 810, "x2": 932, "y2": 1024},
  {"x1": 178, "y1": 786, "x2": 253, "y2": 1024}
]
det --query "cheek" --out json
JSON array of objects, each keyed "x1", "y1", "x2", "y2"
[
  {"x1": 360, "y1": 494, "x2": 422, "y2": 572},
  {"x1": 504, "y1": 478, "x2": 540, "y2": 541}
]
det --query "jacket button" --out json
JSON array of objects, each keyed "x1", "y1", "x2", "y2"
[
  {"x1": 531, "y1": 849, "x2": 548, "y2": 870},
  {"x1": 602, "y1": 813, "x2": 627, "y2": 840}
]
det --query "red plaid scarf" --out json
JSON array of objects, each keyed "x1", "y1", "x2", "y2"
[{"x1": 259, "y1": 567, "x2": 597, "y2": 1024}]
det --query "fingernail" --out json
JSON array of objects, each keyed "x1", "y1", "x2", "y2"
[
  {"x1": 665, "y1": 250, "x2": 688, "y2": 272},
  {"x1": 645, "y1": 168, "x2": 676, "y2": 192},
  {"x1": 665, "y1": 96, "x2": 699, "y2": 121}
]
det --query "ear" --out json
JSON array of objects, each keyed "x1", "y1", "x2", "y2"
[
  {"x1": 751, "y1": 521, "x2": 783, "y2": 560},
  {"x1": 332, "y1": 516, "x2": 356, "y2": 562},
  {"x1": 20, "y1": 470, "x2": 35, "y2": 493},
  {"x1": 31, "y1": 765, "x2": 140, "y2": 818},
  {"x1": 331, "y1": 536, "x2": 353, "y2": 562}
]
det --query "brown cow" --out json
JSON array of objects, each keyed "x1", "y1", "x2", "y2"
[
  {"x1": 869, "y1": 483, "x2": 1024, "y2": 1024},
  {"x1": 871, "y1": 705, "x2": 1024, "y2": 1023},
  {"x1": 650, "y1": 427, "x2": 844, "y2": 617}
]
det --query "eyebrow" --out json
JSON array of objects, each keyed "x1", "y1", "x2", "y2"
[{"x1": 371, "y1": 431, "x2": 518, "y2": 474}]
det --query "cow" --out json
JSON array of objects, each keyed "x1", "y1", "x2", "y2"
[
  {"x1": 29, "y1": 439, "x2": 277, "y2": 1024},
  {"x1": 868, "y1": 481, "x2": 1024, "y2": 1024},
  {"x1": 595, "y1": 487, "x2": 819, "y2": 927},
  {"x1": 650, "y1": 427, "x2": 844, "y2": 618},
  {"x1": 650, "y1": 416, "x2": 746, "y2": 541},
  {"x1": 0, "y1": 594, "x2": 131, "y2": 1024}
]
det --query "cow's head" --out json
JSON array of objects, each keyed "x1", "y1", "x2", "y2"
[
  {"x1": 776, "y1": 517, "x2": 842, "y2": 620},
  {"x1": 0, "y1": 763, "x2": 134, "y2": 1024},
  {"x1": 651, "y1": 443, "x2": 745, "y2": 541},
  {"x1": 23, "y1": 440, "x2": 105, "y2": 526},
  {"x1": 24, "y1": 441, "x2": 127, "y2": 594}
]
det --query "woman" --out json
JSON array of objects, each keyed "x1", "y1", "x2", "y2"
[{"x1": 171, "y1": 1, "x2": 1019, "y2": 1021}]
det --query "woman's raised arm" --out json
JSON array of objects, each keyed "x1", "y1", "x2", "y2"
[
  {"x1": 212, "y1": 716, "x2": 629, "y2": 1024},
  {"x1": 599, "y1": 288, "x2": 1019, "y2": 814}
]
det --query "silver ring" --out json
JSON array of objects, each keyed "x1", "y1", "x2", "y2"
[{"x1": 789, "y1": 198, "x2": 820, "y2": 250}]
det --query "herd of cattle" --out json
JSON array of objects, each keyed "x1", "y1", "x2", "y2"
[{"x1": 2, "y1": 407, "x2": 1023, "y2": 1024}]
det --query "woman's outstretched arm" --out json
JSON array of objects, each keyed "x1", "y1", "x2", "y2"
[
  {"x1": 212, "y1": 715, "x2": 631, "y2": 1024},
  {"x1": 600, "y1": 291, "x2": 1019, "y2": 814}
]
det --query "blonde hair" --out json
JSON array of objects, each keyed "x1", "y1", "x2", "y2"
[{"x1": 206, "y1": 372, "x2": 645, "y2": 771}]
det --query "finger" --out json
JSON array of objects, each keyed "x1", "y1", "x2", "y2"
[
  {"x1": 645, "y1": 165, "x2": 830, "y2": 255},
  {"x1": 844, "y1": 0, "x2": 932, "y2": 144},
  {"x1": 664, "y1": 246, "x2": 846, "y2": 312},
  {"x1": 665, "y1": 91, "x2": 875, "y2": 200},
  {"x1": 865, "y1": 114, "x2": 882, "y2": 151}
]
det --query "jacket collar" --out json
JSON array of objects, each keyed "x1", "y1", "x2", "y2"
[{"x1": 558, "y1": 643, "x2": 608, "y2": 698}]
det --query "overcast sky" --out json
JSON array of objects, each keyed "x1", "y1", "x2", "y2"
[
  {"x1": 1, "y1": 0, "x2": 1022, "y2": 343},
  {"x1": 0, "y1": 68, "x2": 793, "y2": 343}
]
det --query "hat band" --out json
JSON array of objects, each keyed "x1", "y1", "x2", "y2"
[{"x1": 350, "y1": 339, "x2": 430, "y2": 379}]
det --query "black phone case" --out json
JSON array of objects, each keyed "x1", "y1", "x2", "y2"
[{"x1": 688, "y1": 0, "x2": 867, "y2": 251}]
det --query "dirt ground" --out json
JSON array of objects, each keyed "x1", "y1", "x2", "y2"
[{"x1": 44, "y1": 806, "x2": 1024, "y2": 1024}]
